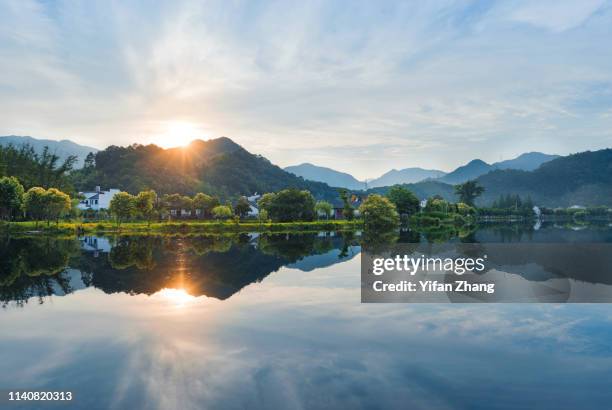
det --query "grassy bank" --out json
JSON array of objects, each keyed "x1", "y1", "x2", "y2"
[{"x1": 0, "y1": 219, "x2": 363, "y2": 236}]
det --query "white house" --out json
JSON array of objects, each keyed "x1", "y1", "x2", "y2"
[
  {"x1": 247, "y1": 193, "x2": 260, "y2": 217},
  {"x1": 78, "y1": 186, "x2": 120, "y2": 211}
]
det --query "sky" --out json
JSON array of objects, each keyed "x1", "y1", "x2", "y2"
[{"x1": 1, "y1": 0, "x2": 612, "y2": 179}]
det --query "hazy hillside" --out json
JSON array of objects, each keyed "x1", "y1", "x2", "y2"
[
  {"x1": 438, "y1": 159, "x2": 493, "y2": 184},
  {"x1": 285, "y1": 163, "x2": 364, "y2": 190},
  {"x1": 72, "y1": 137, "x2": 340, "y2": 201},
  {"x1": 364, "y1": 180, "x2": 456, "y2": 202},
  {"x1": 476, "y1": 149, "x2": 612, "y2": 207},
  {"x1": 0, "y1": 135, "x2": 98, "y2": 168},
  {"x1": 437, "y1": 152, "x2": 558, "y2": 185},
  {"x1": 368, "y1": 168, "x2": 446, "y2": 187},
  {"x1": 493, "y1": 152, "x2": 559, "y2": 171}
]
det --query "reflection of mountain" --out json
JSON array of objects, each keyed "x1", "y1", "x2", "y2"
[
  {"x1": 288, "y1": 246, "x2": 360, "y2": 271},
  {"x1": 1, "y1": 233, "x2": 361, "y2": 305},
  {"x1": 394, "y1": 240, "x2": 612, "y2": 286}
]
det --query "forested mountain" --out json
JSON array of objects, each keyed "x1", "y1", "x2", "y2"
[
  {"x1": 438, "y1": 159, "x2": 493, "y2": 184},
  {"x1": 493, "y1": 152, "x2": 559, "y2": 171},
  {"x1": 0, "y1": 135, "x2": 98, "y2": 168},
  {"x1": 364, "y1": 180, "x2": 456, "y2": 201},
  {"x1": 437, "y1": 152, "x2": 558, "y2": 184},
  {"x1": 475, "y1": 149, "x2": 612, "y2": 207},
  {"x1": 72, "y1": 137, "x2": 340, "y2": 200},
  {"x1": 285, "y1": 163, "x2": 365, "y2": 190},
  {"x1": 368, "y1": 168, "x2": 446, "y2": 187}
]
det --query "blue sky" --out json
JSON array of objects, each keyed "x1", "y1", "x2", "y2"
[{"x1": 1, "y1": 0, "x2": 612, "y2": 178}]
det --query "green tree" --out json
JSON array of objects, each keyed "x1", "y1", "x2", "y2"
[
  {"x1": 314, "y1": 200, "x2": 333, "y2": 219},
  {"x1": 257, "y1": 193, "x2": 276, "y2": 213},
  {"x1": 192, "y1": 193, "x2": 219, "y2": 218},
  {"x1": 386, "y1": 185, "x2": 419, "y2": 216},
  {"x1": 45, "y1": 188, "x2": 71, "y2": 226},
  {"x1": 135, "y1": 190, "x2": 157, "y2": 226},
  {"x1": 212, "y1": 205, "x2": 233, "y2": 220},
  {"x1": 359, "y1": 194, "x2": 399, "y2": 231},
  {"x1": 0, "y1": 176, "x2": 25, "y2": 221},
  {"x1": 454, "y1": 180, "x2": 485, "y2": 206},
  {"x1": 23, "y1": 187, "x2": 48, "y2": 227},
  {"x1": 109, "y1": 192, "x2": 135, "y2": 226},
  {"x1": 267, "y1": 189, "x2": 315, "y2": 222},
  {"x1": 258, "y1": 209, "x2": 269, "y2": 225},
  {"x1": 234, "y1": 196, "x2": 251, "y2": 219},
  {"x1": 339, "y1": 189, "x2": 354, "y2": 220}
]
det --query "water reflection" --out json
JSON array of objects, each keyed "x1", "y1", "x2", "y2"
[
  {"x1": 1, "y1": 225, "x2": 612, "y2": 409},
  {"x1": 1, "y1": 232, "x2": 362, "y2": 306},
  {"x1": 1, "y1": 223, "x2": 611, "y2": 307}
]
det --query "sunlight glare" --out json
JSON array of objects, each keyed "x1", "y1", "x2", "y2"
[
  {"x1": 155, "y1": 288, "x2": 196, "y2": 307},
  {"x1": 155, "y1": 121, "x2": 202, "y2": 148}
]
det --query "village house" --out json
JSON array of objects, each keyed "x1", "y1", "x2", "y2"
[{"x1": 78, "y1": 186, "x2": 120, "y2": 211}]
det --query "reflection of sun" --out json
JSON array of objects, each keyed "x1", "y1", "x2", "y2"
[
  {"x1": 155, "y1": 288, "x2": 196, "y2": 307},
  {"x1": 155, "y1": 121, "x2": 202, "y2": 148}
]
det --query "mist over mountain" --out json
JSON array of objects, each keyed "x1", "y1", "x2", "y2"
[
  {"x1": 285, "y1": 163, "x2": 365, "y2": 190},
  {"x1": 286, "y1": 151, "x2": 557, "y2": 189},
  {"x1": 367, "y1": 168, "x2": 446, "y2": 187},
  {"x1": 493, "y1": 152, "x2": 560, "y2": 171},
  {"x1": 437, "y1": 152, "x2": 558, "y2": 184},
  {"x1": 0, "y1": 135, "x2": 98, "y2": 168}
]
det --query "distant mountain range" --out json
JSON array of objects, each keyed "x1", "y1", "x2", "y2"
[
  {"x1": 0, "y1": 135, "x2": 98, "y2": 168},
  {"x1": 438, "y1": 152, "x2": 560, "y2": 184},
  {"x1": 369, "y1": 150, "x2": 612, "y2": 207},
  {"x1": 368, "y1": 168, "x2": 446, "y2": 187},
  {"x1": 286, "y1": 151, "x2": 559, "y2": 188},
  {"x1": 285, "y1": 163, "x2": 365, "y2": 190}
]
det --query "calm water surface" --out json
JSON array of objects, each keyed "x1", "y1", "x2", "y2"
[{"x1": 2, "y1": 225, "x2": 612, "y2": 409}]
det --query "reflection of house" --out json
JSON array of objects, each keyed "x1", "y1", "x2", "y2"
[
  {"x1": 78, "y1": 186, "x2": 120, "y2": 211},
  {"x1": 80, "y1": 236, "x2": 112, "y2": 257}
]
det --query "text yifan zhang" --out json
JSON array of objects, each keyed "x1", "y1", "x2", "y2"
[{"x1": 372, "y1": 255, "x2": 487, "y2": 276}]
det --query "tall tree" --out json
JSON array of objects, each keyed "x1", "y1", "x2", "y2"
[
  {"x1": 386, "y1": 185, "x2": 420, "y2": 216},
  {"x1": 135, "y1": 190, "x2": 157, "y2": 226},
  {"x1": 234, "y1": 196, "x2": 251, "y2": 219},
  {"x1": 339, "y1": 189, "x2": 354, "y2": 220},
  {"x1": 0, "y1": 176, "x2": 25, "y2": 221},
  {"x1": 266, "y1": 189, "x2": 315, "y2": 222},
  {"x1": 454, "y1": 180, "x2": 485, "y2": 206},
  {"x1": 314, "y1": 200, "x2": 333, "y2": 219},
  {"x1": 359, "y1": 194, "x2": 399, "y2": 231},
  {"x1": 192, "y1": 193, "x2": 219, "y2": 218},
  {"x1": 45, "y1": 188, "x2": 71, "y2": 226},
  {"x1": 23, "y1": 187, "x2": 48, "y2": 227},
  {"x1": 109, "y1": 192, "x2": 135, "y2": 226}
]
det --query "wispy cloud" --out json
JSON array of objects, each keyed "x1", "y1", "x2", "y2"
[{"x1": 0, "y1": 0, "x2": 611, "y2": 178}]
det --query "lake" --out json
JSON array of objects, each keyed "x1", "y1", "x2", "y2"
[{"x1": 2, "y1": 224, "x2": 612, "y2": 409}]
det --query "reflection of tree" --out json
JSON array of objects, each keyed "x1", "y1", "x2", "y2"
[
  {"x1": 258, "y1": 233, "x2": 317, "y2": 262},
  {"x1": 361, "y1": 229, "x2": 399, "y2": 253},
  {"x1": 0, "y1": 236, "x2": 79, "y2": 307},
  {"x1": 109, "y1": 236, "x2": 158, "y2": 270}
]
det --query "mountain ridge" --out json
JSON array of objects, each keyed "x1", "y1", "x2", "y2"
[{"x1": 0, "y1": 135, "x2": 99, "y2": 168}]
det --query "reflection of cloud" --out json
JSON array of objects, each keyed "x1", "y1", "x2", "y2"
[{"x1": 1, "y1": 262, "x2": 612, "y2": 408}]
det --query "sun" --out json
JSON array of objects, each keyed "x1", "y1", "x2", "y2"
[{"x1": 154, "y1": 121, "x2": 202, "y2": 148}]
